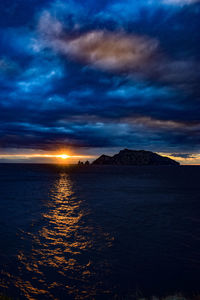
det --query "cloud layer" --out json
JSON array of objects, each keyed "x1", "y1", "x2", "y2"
[
  {"x1": 0, "y1": 0, "x2": 200, "y2": 161},
  {"x1": 39, "y1": 14, "x2": 158, "y2": 72}
]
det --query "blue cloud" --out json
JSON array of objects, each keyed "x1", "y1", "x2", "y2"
[
  {"x1": 0, "y1": 0, "x2": 199, "y2": 155},
  {"x1": 107, "y1": 84, "x2": 175, "y2": 101}
]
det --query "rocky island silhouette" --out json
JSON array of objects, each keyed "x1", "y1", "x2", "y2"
[{"x1": 92, "y1": 149, "x2": 180, "y2": 166}]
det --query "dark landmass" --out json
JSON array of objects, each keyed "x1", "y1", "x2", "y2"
[{"x1": 92, "y1": 149, "x2": 180, "y2": 166}]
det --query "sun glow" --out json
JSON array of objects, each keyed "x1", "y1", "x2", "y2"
[
  {"x1": 0, "y1": 152, "x2": 95, "y2": 163},
  {"x1": 57, "y1": 154, "x2": 70, "y2": 160}
]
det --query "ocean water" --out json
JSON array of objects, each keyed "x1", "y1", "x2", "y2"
[{"x1": 0, "y1": 164, "x2": 199, "y2": 299}]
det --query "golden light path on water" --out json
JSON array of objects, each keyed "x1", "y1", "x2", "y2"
[{"x1": 13, "y1": 172, "x2": 114, "y2": 299}]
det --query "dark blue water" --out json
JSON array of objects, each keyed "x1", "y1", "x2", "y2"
[{"x1": 0, "y1": 164, "x2": 199, "y2": 299}]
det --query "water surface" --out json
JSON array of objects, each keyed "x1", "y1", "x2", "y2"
[{"x1": 0, "y1": 164, "x2": 200, "y2": 299}]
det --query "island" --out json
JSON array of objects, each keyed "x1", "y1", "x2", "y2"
[{"x1": 92, "y1": 149, "x2": 180, "y2": 166}]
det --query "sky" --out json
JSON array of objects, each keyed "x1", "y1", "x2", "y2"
[{"x1": 0, "y1": 0, "x2": 200, "y2": 164}]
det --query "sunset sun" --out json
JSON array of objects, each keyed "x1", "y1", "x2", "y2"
[{"x1": 59, "y1": 154, "x2": 70, "y2": 160}]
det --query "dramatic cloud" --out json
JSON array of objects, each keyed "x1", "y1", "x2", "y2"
[
  {"x1": 0, "y1": 0, "x2": 200, "y2": 162},
  {"x1": 38, "y1": 12, "x2": 200, "y2": 93},
  {"x1": 62, "y1": 31, "x2": 158, "y2": 72},
  {"x1": 39, "y1": 13, "x2": 158, "y2": 72}
]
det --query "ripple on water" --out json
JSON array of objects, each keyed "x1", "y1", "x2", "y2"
[{"x1": 6, "y1": 173, "x2": 114, "y2": 299}]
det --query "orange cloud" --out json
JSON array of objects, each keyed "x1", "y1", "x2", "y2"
[
  {"x1": 64, "y1": 31, "x2": 158, "y2": 72},
  {"x1": 39, "y1": 13, "x2": 158, "y2": 72},
  {"x1": 38, "y1": 12, "x2": 199, "y2": 90}
]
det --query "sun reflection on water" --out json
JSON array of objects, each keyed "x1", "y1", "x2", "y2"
[{"x1": 11, "y1": 172, "x2": 114, "y2": 299}]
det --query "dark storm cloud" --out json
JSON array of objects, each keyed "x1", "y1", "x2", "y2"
[{"x1": 0, "y1": 0, "x2": 200, "y2": 155}]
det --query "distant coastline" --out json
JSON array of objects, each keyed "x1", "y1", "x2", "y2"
[{"x1": 92, "y1": 149, "x2": 180, "y2": 166}]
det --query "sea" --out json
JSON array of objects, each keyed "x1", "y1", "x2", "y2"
[{"x1": 0, "y1": 164, "x2": 199, "y2": 300}]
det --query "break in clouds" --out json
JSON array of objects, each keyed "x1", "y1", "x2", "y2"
[{"x1": 0, "y1": 0, "x2": 200, "y2": 158}]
